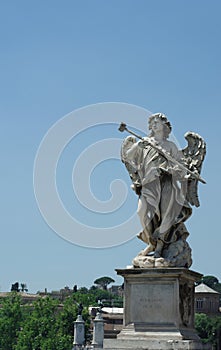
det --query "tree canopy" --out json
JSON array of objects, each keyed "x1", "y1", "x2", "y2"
[
  {"x1": 0, "y1": 281, "x2": 123, "y2": 349},
  {"x1": 94, "y1": 276, "x2": 115, "y2": 290},
  {"x1": 196, "y1": 275, "x2": 221, "y2": 297},
  {"x1": 0, "y1": 293, "x2": 22, "y2": 350},
  {"x1": 10, "y1": 282, "x2": 28, "y2": 293},
  {"x1": 195, "y1": 313, "x2": 221, "y2": 347},
  {"x1": 202, "y1": 276, "x2": 219, "y2": 288}
]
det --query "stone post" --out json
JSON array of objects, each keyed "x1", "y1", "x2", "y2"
[
  {"x1": 92, "y1": 312, "x2": 104, "y2": 349},
  {"x1": 73, "y1": 314, "x2": 85, "y2": 349}
]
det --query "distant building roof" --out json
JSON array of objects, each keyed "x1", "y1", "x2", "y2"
[
  {"x1": 195, "y1": 283, "x2": 220, "y2": 294},
  {"x1": 89, "y1": 306, "x2": 124, "y2": 315},
  {"x1": 102, "y1": 307, "x2": 123, "y2": 314}
]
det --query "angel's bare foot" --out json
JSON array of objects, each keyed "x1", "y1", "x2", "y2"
[
  {"x1": 137, "y1": 231, "x2": 149, "y2": 243},
  {"x1": 137, "y1": 231, "x2": 143, "y2": 241},
  {"x1": 154, "y1": 251, "x2": 161, "y2": 258}
]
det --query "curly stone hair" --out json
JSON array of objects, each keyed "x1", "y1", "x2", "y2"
[{"x1": 148, "y1": 113, "x2": 172, "y2": 140}]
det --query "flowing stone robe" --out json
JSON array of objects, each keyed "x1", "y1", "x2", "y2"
[{"x1": 127, "y1": 137, "x2": 192, "y2": 253}]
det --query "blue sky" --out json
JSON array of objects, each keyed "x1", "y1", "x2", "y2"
[{"x1": 1, "y1": 0, "x2": 221, "y2": 293}]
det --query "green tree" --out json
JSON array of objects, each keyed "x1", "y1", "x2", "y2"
[
  {"x1": 195, "y1": 313, "x2": 221, "y2": 347},
  {"x1": 90, "y1": 286, "x2": 113, "y2": 301},
  {"x1": 0, "y1": 282, "x2": 123, "y2": 350},
  {"x1": 15, "y1": 297, "x2": 72, "y2": 350},
  {"x1": 57, "y1": 296, "x2": 78, "y2": 338},
  {"x1": 20, "y1": 283, "x2": 28, "y2": 293},
  {"x1": 94, "y1": 276, "x2": 115, "y2": 290},
  {"x1": 89, "y1": 285, "x2": 123, "y2": 307},
  {"x1": 197, "y1": 275, "x2": 221, "y2": 304},
  {"x1": 0, "y1": 293, "x2": 22, "y2": 350},
  {"x1": 77, "y1": 287, "x2": 89, "y2": 294},
  {"x1": 57, "y1": 293, "x2": 91, "y2": 343},
  {"x1": 195, "y1": 313, "x2": 211, "y2": 343},
  {"x1": 201, "y1": 276, "x2": 219, "y2": 288},
  {"x1": 11, "y1": 282, "x2": 20, "y2": 292}
]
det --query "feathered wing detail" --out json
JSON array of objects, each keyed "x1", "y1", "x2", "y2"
[
  {"x1": 121, "y1": 136, "x2": 141, "y2": 194},
  {"x1": 181, "y1": 132, "x2": 206, "y2": 207}
]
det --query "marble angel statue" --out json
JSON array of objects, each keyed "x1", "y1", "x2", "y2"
[{"x1": 119, "y1": 113, "x2": 206, "y2": 268}]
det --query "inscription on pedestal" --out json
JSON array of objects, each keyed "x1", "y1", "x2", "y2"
[{"x1": 129, "y1": 282, "x2": 175, "y2": 324}]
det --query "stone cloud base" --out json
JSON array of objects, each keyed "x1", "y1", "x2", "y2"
[{"x1": 104, "y1": 268, "x2": 208, "y2": 350}]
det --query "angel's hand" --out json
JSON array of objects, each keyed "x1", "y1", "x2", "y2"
[
  {"x1": 173, "y1": 165, "x2": 180, "y2": 172},
  {"x1": 124, "y1": 135, "x2": 137, "y2": 144},
  {"x1": 138, "y1": 140, "x2": 149, "y2": 149}
]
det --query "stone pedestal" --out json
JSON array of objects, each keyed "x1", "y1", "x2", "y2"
[
  {"x1": 104, "y1": 268, "x2": 206, "y2": 350},
  {"x1": 73, "y1": 314, "x2": 85, "y2": 348},
  {"x1": 92, "y1": 312, "x2": 104, "y2": 348}
]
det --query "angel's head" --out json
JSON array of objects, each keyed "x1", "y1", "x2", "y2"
[{"x1": 148, "y1": 113, "x2": 172, "y2": 140}]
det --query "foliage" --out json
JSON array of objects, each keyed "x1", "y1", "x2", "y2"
[
  {"x1": 196, "y1": 275, "x2": 221, "y2": 292},
  {"x1": 195, "y1": 313, "x2": 221, "y2": 346},
  {"x1": 196, "y1": 275, "x2": 221, "y2": 304},
  {"x1": 94, "y1": 276, "x2": 115, "y2": 290},
  {"x1": 11, "y1": 282, "x2": 20, "y2": 292},
  {"x1": 77, "y1": 287, "x2": 88, "y2": 294},
  {"x1": 15, "y1": 297, "x2": 72, "y2": 350},
  {"x1": 58, "y1": 295, "x2": 80, "y2": 338},
  {"x1": 0, "y1": 293, "x2": 22, "y2": 350},
  {"x1": 14, "y1": 292, "x2": 93, "y2": 350},
  {"x1": 20, "y1": 283, "x2": 28, "y2": 292},
  {"x1": 71, "y1": 289, "x2": 96, "y2": 306},
  {"x1": 201, "y1": 275, "x2": 219, "y2": 288},
  {"x1": 0, "y1": 280, "x2": 122, "y2": 349},
  {"x1": 90, "y1": 286, "x2": 114, "y2": 302},
  {"x1": 63, "y1": 293, "x2": 94, "y2": 340},
  {"x1": 11, "y1": 282, "x2": 28, "y2": 293}
]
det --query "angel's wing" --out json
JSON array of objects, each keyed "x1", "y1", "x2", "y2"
[
  {"x1": 181, "y1": 132, "x2": 206, "y2": 207},
  {"x1": 121, "y1": 136, "x2": 141, "y2": 194}
]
